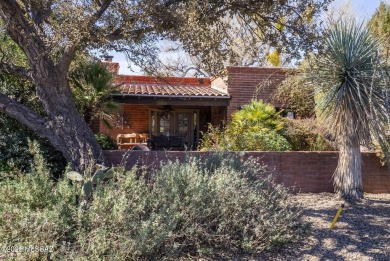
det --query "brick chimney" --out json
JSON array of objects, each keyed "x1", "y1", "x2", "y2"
[
  {"x1": 226, "y1": 66, "x2": 286, "y2": 121},
  {"x1": 102, "y1": 56, "x2": 119, "y2": 75},
  {"x1": 103, "y1": 55, "x2": 114, "y2": 62}
]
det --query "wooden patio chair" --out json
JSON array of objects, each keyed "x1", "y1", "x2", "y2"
[
  {"x1": 117, "y1": 133, "x2": 140, "y2": 149},
  {"x1": 138, "y1": 133, "x2": 149, "y2": 144}
]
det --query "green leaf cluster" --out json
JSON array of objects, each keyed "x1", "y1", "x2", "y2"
[
  {"x1": 271, "y1": 61, "x2": 315, "y2": 118},
  {"x1": 200, "y1": 100, "x2": 291, "y2": 151},
  {"x1": 368, "y1": 2, "x2": 390, "y2": 58},
  {"x1": 69, "y1": 60, "x2": 118, "y2": 126},
  {"x1": 94, "y1": 133, "x2": 118, "y2": 150}
]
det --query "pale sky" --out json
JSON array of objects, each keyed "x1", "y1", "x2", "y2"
[
  {"x1": 108, "y1": 0, "x2": 389, "y2": 75},
  {"x1": 350, "y1": 0, "x2": 389, "y2": 19}
]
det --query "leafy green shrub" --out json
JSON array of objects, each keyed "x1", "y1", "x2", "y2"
[
  {"x1": 373, "y1": 133, "x2": 390, "y2": 166},
  {"x1": 95, "y1": 133, "x2": 118, "y2": 150},
  {"x1": 200, "y1": 100, "x2": 336, "y2": 152},
  {"x1": 270, "y1": 61, "x2": 315, "y2": 119},
  {"x1": 198, "y1": 124, "x2": 227, "y2": 151},
  {"x1": 233, "y1": 130, "x2": 292, "y2": 151},
  {"x1": 282, "y1": 119, "x2": 335, "y2": 151},
  {"x1": 200, "y1": 100, "x2": 291, "y2": 151},
  {"x1": 0, "y1": 124, "x2": 67, "y2": 176},
  {"x1": 231, "y1": 99, "x2": 284, "y2": 132},
  {"x1": 0, "y1": 154, "x2": 307, "y2": 260}
]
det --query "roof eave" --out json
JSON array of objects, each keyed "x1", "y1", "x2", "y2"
[{"x1": 111, "y1": 94, "x2": 231, "y2": 99}]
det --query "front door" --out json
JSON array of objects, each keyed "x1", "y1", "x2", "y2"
[
  {"x1": 150, "y1": 109, "x2": 199, "y2": 149},
  {"x1": 175, "y1": 112, "x2": 192, "y2": 147}
]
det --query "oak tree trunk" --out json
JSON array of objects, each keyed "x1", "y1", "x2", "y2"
[
  {"x1": 34, "y1": 66, "x2": 104, "y2": 173},
  {"x1": 0, "y1": 1, "x2": 105, "y2": 173}
]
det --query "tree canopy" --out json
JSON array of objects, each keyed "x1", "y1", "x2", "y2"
[{"x1": 368, "y1": 1, "x2": 390, "y2": 59}]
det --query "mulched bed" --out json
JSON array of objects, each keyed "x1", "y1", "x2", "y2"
[{"x1": 254, "y1": 193, "x2": 390, "y2": 261}]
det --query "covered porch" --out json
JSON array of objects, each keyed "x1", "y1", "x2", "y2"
[
  {"x1": 97, "y1": 75, "x2": 230, "y2": 151},
  {"x1": 99, "y1": 104, "x2": 228, "y2": 151}
]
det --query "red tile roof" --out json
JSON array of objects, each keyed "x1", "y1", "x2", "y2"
[{"x1": 113, "y1": 75, "x2": 229, "y2": 98}]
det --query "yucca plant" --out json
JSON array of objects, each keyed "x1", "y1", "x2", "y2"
[{"x1": 308, "y1": 20, "x2": 390, "y2": 200}]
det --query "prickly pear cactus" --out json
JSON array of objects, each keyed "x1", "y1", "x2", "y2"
[{"x1": 66, "y1": 165, "x2": 115, "y2": 210}]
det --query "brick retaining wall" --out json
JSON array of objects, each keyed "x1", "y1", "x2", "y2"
[{"x1": 103, "y1": 151, "x2": 390, "y2": 194}]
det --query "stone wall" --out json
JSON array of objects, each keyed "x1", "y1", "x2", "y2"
[{"x1": 103, "y1": 151, "x2": 390, "y2": 194}]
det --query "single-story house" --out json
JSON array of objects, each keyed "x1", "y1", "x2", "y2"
[{"x1": 95, "y1": 57, "x2": 287, "y2": 150}]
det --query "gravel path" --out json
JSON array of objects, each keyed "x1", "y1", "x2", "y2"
[{"x1": 257, "y1": 193, "x2": 390, "y2": 261}]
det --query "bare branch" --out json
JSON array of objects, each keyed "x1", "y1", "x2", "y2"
[
  {"x1": 0, "y1": 61, "x2": 32, "y2": 81},
  {"x1": 0, "y1": 1, "x2": 48, "y2": 64},
  {"x1": 0, "y1": 92, "x2": 50, "y2": 137},
  {"x1": 19, "y1": 0, "x2": 53, "y2": 26},
  {"x1": 92, "y1": 0, "x2": 113, "y2": 21}
]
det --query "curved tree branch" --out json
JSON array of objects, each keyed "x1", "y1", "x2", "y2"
[
  {"x1": 0, "y1": 61, "x2": 32, "y2": 81},
  {"x1": 92, "y1": 0, "x2": 113, "y2": 20},
  {"x1": 0, "y1": 92, "x2": 50, "y2": 137},
  {"x1": 58, "y1": 0, "x2": 114, "y2": 70},
  {"x1": 0, "y1": 0, "x2": 51, "y2": 70}
]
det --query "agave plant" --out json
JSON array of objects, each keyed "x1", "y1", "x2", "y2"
[{"x1": 308, "y1": 20, "x2": 390, "y2": 200}]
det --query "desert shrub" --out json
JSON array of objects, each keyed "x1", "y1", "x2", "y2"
[
  {"x1": 95, "y1": 133, "x2": 118, "y2": 150},
  {"x1": 373, "y1": 133, "x2": 390, "y2": 166},
  {"x1": 0, "y1": 124, "x2": 67, "y2": 177},
  {"x1": 282, "y1": 119, "x2": 335, "y2": 151},
  {"x1": 0, "y1": 154, "x2": 307, "y2": 260},
  {"x1": 200, "y1": 125, "x2": 292, "y2": 151},
  {"x1": 200, "y1": 100, "x2": 291, "y2": 151},
  {"x1": 0, "y1": 144, "x2": 78, "y2": 260},
  {"x1": 0, "y1": 124, "x2": 67, "y2": 176},
  {"x1": 234, "y1": 130, "x2": 292, "y2": 151},
  {"x1": 72, "y1": 154, "x2": 306, "y2": 260},
  {"x1": 198, "y1": 124, "x2": 228, "y2": 151}
]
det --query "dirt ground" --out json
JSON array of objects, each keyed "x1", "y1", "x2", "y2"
[{"x1": 255, "y1": 193, "x2": 390, "y2": 261}]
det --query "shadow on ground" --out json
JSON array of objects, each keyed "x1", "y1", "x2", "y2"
[{"x1": 252, "y1": 193, "x2": 390, "y2": 261}]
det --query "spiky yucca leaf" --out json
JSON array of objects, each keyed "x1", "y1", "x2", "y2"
[{"x1": 313, "y1": 21, "x2": 388, "y2": 145}]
